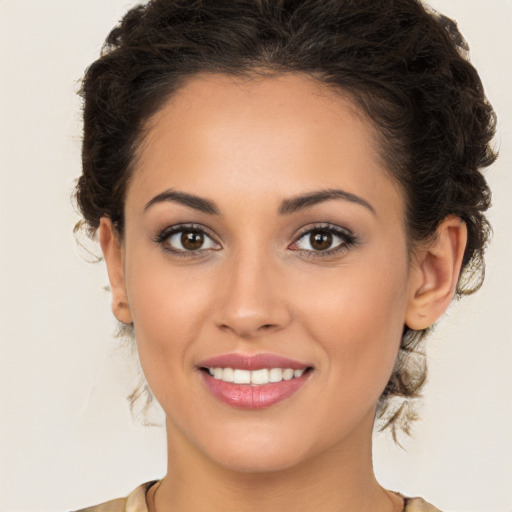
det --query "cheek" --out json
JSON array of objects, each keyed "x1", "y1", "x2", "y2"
[
  {"x1": 297, "y1": 253, "x2": 410, "y2": 392},
  {"x1": 123, "y1": 257, "x2": 217, "y2": 390}
]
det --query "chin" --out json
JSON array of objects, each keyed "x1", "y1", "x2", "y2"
[
  {"x1": 199, "y1": 424, "x2": 314, "y2": 474},
  {"x1": 213, "y1": 446, "x2": 308, "y2": 474}
]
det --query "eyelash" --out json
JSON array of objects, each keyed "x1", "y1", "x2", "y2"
[
  {"x1": 290, "y1": 223, "x2": 358, "y2": 259},
  {"x1": 154, "y1": 223, "x2": 221, "y2": 258},
  {"x1": 154, "y1": 223, "x2": 358, "y2": 259}
]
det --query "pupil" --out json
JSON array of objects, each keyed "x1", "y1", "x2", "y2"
[
  {"x1": 182, "y1": 231, "x2": 204, "y2": 250},
  {"x1": 311, "y1": 231, "x2": 332, "y2": 250}
]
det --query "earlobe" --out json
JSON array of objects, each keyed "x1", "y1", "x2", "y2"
[
  {"x1": 405, "y1": 216, "x2": 468, "y2": 330},
  {"x1": 98, "y1": 218, "x2": 133, "y2": 324}
]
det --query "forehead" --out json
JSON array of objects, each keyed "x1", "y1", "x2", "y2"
[{"x1": 129, "y1": 72, "x2": 403, "y2": 221}]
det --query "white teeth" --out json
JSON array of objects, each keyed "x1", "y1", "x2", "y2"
[
  {"x1": 282, "y1": 368, "x2": 294, "y2": 380},
  {"x1": 207, "y1": 367, "x2": 307, "y2": 385},
  {"x1": 233, "y1": 369, "x2": 251, "y2": 384},
  {"x1": 222, "y1": 367, "x2": 234, "y2": 382},
  {"x1": 251, "y1": 369, "x2": 269, "y2": 385},
  {"x1": 269, "y1": 368, "x2": 283, "y2": 383}
]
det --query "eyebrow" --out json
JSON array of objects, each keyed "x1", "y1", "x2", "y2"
[
  {"x1": 144, "y1": 189, "x2": 220, "y2": 215},
  {"x1": 278, "y1": 188, "x2": 376, "y2": 216},
  {"x1": 144, "y1": 187, "x2": 375, "y2": 216}
]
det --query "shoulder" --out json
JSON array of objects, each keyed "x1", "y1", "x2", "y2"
[
  {"x1": 404, "y1": 496, "x2": 443, "y2": 512},
  {"x1": 72, "y1": 481, "x2": 157, "y2": 512},
  {"x1": 73, "y1": 497, "x2": 126, "y2": 512},
  {"x1": 73, "y1": 483, "x2": 441, "y2": 512}
]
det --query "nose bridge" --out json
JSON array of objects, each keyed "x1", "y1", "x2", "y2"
[{"x1": 215, "y1": 240, "x2": 289, "y2": 337}]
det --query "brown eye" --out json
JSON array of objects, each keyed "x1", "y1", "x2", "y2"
[
  {"x1": 291, "y1": 225, "x2": 354, "y2": 255},
  {"x1": 309, "y1": 231, "x2": 333, "y2": 251},
  {"x1": 181, "y1": 231, "x2": 204, "y2": 250},
  {"x1": 162, "y1": 227, "x2": 220, "y2": 253}
]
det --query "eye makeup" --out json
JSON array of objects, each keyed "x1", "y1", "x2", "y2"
[
  {"x1": 153, "y1": 223, "x2": 221, "y2": 258},
  {"x1": 153, "y1": 221, "x2": 360, "y2": 260},
  {"x1": 289, "y1": 223, "x2": 360, "y2": 259}
]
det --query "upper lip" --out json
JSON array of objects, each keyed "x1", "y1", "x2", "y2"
[{"x1": 197, "y1": 353, "x2": 311, "y2": 371}]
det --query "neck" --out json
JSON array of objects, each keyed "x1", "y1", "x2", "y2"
[{"x1": 149, "y1": 412, "x2": 402, "y2": 512}]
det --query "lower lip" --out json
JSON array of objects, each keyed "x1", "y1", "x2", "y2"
[{"x1": 200, "y1": 370, "x2": 311, "y2": 409}]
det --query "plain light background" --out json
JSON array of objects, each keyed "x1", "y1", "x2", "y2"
[{"x1": 0, "y1": 1, "x2": 511, "y2": 511}]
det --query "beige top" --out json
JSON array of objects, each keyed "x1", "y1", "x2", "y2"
[{"x1": 74, "y1": 481, "x2": 442, "y2": 512}]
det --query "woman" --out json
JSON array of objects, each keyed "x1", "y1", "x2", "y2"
[{"x1": 72, "y1": 0, "x2": 496, "y2": 510}]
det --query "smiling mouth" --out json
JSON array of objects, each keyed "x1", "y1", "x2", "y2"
[
  {"x1": 199, "y1": 366, "x2": 314, "y2": 409},
  {"x1": 201, "y1": 367, "x2": 312, "y2": 385}
]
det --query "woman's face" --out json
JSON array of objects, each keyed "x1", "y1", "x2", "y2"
[{"x1": 109, "y1": 73, "x2": 423, "y2": 472}]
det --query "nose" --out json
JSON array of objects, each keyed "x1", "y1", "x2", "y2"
[{"x1": 214, "y1": 248, "x2": 291, "y2": 339}]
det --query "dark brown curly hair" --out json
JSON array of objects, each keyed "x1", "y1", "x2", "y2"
[{"x1": 75, "y1": 0, "x2": 497, "y2": 438}]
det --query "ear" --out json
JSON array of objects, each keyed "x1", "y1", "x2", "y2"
[
  {"x1": 98, "y1": 218, "x2": 133, "y2": 324},
  {"x1": 405, "y1": 215, "x2": 468, "y2": 330}
]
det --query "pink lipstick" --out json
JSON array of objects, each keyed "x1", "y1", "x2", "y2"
[{"x1": 197, "y1": 353, "x2": 313, "y2": 409}]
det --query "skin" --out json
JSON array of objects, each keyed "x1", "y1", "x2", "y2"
[{"x1": 100, "y1": 73, "x2": 467, "y2": 512}]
